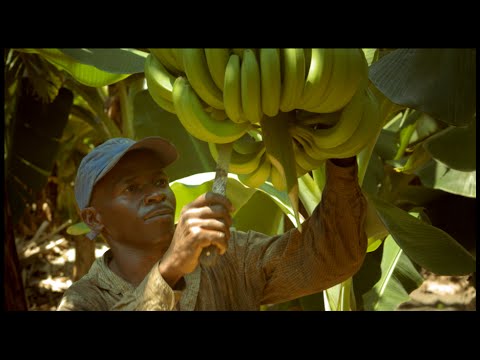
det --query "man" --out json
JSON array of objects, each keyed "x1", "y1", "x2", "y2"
[{"x1": 57, "y1": 136, "x2": 367, "y2": 311}]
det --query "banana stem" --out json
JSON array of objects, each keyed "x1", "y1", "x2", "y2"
[
  {"x1": 357, "y1": 119, "x2": 384, "y2": 187},
  {"x1": 199, "y1": 142, "x2": 233, "y2": 267},
  {"x1": 117, "y1": 80, "x2": 134, "y2": 139}
]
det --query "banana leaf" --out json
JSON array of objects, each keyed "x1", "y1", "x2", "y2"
[
  {"x1": 356, "y1": 235, "x2": 424, "y2": 311},
  {"x1": 170, "y1": 173, "x2": 290, "y2": 241},
  {"x1": 19, "y1": 48, "x2": 131, "y2": 87},
  {"x1": 422, "y1": 120, "x2": 476, "y2": 172},
  {"x1": 5, "y1": 80, "x2": 73, "y2": 224},
  {"x1": 59, "y1": 48, "x2": 148, "y2": 74},
  {"x1": 369, "y1": 195, "x2": 476, "y2": 275},
  {"x1": 362, "y1": 48, "x2": 378, "y2": 66},
  {"x1": 416, "y1": 159, "x2": 476, "y2": 198},
  {"x1": 369, "y1": 48, "x2": 476, "y2": 127}
]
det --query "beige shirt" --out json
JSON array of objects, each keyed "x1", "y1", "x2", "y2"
[{"x1": 57, "y1": 160, "x2": 367, "y2": 311}]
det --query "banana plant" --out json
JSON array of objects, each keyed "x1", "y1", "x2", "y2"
[{"x1": 6, "y1": 48, "x2": 476, "y2": 311}]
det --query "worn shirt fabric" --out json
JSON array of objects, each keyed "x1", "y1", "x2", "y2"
[{"x1": 57, "y1": 160, "x2": 367, "y2": 311}]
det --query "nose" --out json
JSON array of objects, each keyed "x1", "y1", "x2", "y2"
[{"x1": 144, "y1": 186, "x2": 166, "y2": 205}]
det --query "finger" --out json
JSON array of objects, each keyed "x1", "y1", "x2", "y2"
[
  {"x1": 192, "y1": 192, "x2": 235, "y2": 212},
  {"x1": 184, "y1": 205, "x2": 233, "y2": 227},
  {"x1": 199, "y1": 218, "x2": 231, "y2": 234},
  {"x1": 197, "y1": 229, "x2": 229, "y2": 256}
]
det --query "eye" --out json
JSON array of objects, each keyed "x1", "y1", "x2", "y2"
[
  {"x1": 124, "y1": 184, "x2": 139, "y2": 193},
  {"x1": 154, "y1": 178, "x2": 169, "y2": 187}
]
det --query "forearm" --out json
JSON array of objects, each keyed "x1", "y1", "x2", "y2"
[
  {"x1": 258, "y1": 158, "x2": 367, "y2": 304},
  {"x1": 309, "y1": 158, "x2": 367, "y2": 283}
]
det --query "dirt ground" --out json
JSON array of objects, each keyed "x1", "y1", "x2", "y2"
[{"x1": 16, "y1": 233, "x2": 476, "y2": 311}]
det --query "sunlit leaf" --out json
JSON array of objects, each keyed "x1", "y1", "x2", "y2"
[
  {"x1": 66, "y1": 222, "x2": 91, "y2": 236},
  {"x1": 362, "y1": 236, "x2": 424, "y2": 310},
  {"x1": 59, "y1": 48, "x2": 148, "y2": 74},
  {"x1": 233, "y1": 191, "x2": 284, "y2": 236},
  {"x1": 20, "y1": 48, "x2": 130, "y2": 87},
  {"x1": 362, "y1": 49, "x2": 378, "y2": 66},
  {"x1": 394, "y1": 143, "x2": 432, "y2": 174},
  {"x1": 170, "y1": 172, "x2": 303, "y2": 228}
]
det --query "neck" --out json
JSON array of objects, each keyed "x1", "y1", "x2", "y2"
[{"x1": 108, "y1": 242, "x2": 168, "y2": 287}]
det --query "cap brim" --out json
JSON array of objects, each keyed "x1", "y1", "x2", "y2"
[{"x1": 96, "y1": 136, "x2": 179, "y2": 183}]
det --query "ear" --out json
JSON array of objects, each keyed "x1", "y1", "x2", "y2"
[{"x1": 81, "y1": 207, "x2": 104, "y2": 234}]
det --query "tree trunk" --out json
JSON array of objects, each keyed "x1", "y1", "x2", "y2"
[{"x1": 4, "y1": 183, "x2": 28, "y2": 311}]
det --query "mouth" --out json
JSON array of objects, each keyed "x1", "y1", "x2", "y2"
[{"x1": 144, "y1": 208, "x2": 174, "y2": 221}]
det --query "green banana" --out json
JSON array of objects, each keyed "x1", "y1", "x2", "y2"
[
  {"x1": 172, "y1": 77, "x2": 250, "y2": 144},
  {"x1": 291, "y1": 86, "x2": 366, "y2": 150},
  {"x1": 208, "y1": 141, "x2": 266, "y2": 174},
  {"x1": 292, "y1": 140, "x2": 325, "y2": 171},
  {"x1": 238, "y1": 153, "x2": 272, "y2": 188},
  {"x1": 149, "y1": 48, "x2": 182, "y2": 75},
  {"x1": 144, "y1": 54, "x2": 176, "y2": 102},
  {"x1": 299, "y1": 48, "x2": 334, "y2": 109},
  {"x1": 171, "y1": 49, "x2": 185, "y2": 72},
  {"x1": 182, "y1": 48, "x2": 225, "y2": 110},
  {"x1": 231, "y1": 48, "x2": 245, "y2": 59},
  {"x1": 292, "y1": 87, "x2": 381, "y2": 160},
  {"x1": 306, "y1": 48, "x2": 368, "y2": 113},
  {"x1": 205, "y1": 106, "x2": 228, "y2": 121},
  {"x1": 205, "y1": 48, "x2": 230, "y2": 91},
  {"x1": 223, "y1": 54, "x2": 248, "y2": 124},
  {"x1": 259, "y1": 48, "x2": 282, "y2": 117},
  {"x1": 241, "y1": 49, "x2": 263, "y2": 124},
  {"x1": 232, "y1": 130, "x2": 264, "y2": 155},
  {"x1": 144, "y1": 54, "x2": 177, "y2": 114},
  {"x1": 295, "y1": 109, "x2": 340, "y2": 127},
  {"x1": 279, "y1": 48, "x2": 306, "y2": 112}
]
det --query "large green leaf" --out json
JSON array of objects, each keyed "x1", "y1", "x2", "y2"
[
  {"x1": 20, "y1": 48, "x2": 130, "y2": 87},
  {"x1": 59, "y1": 48, "x2": 148, "y2": 74},
  {"x1": 170, "y1": 172, "x2": 302, "y2": 229},
  {"x1": 362, "y1": 49, "x2": 378, "y2": 66},
  {"x1": 416, "y1": 159, "x2": 476, "y2": 198},
  {"x1": 6, "y1": 80, "x2": 73, "y2": 224},
  {"x1": 370, "y1": 195, "x2": 476, "y2": 275},
  {"x1": 133, "y1": 90, "x2": 216, "y2": 182},
  {"x1": 170, "y1": 173, "x2": 266, "y2": 225},
  {"x1": 369, "y1": 48, "x2": 476, "y2": 127},
  {"x1": 298, "y1": 172, "x2": 321, "y2": 216},
  {"x1": 422, "y1": 120, "x2": 476, "y2": 172},
  {"x1": 232, "y1": 191, "x2": 284, "y2": 236},
  {"x1": 361, "y1": 236, "x2": 424, "y2": 311}
]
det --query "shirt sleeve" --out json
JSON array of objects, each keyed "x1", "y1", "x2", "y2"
[{"x1": 240, "y1": 159, "x2": 368, "y2": 305}]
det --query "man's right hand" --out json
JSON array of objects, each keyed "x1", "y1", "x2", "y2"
[{"x1": 159, "y1": 192, "x2": 234, "y2": 287}]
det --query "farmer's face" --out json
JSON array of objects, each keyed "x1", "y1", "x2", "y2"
[{"x1": 90, "y1": 149, "x2": 176, "y2": 248}]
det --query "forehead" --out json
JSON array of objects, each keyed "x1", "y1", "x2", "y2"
[{"x1": 97, "y1": 149, "x2": 166, "y2": 186}]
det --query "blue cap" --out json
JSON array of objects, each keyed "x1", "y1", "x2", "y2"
[{"x1": 74, "y1": 137, "x2": 178, "y2": 239}]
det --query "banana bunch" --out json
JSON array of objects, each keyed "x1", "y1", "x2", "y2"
[
  {"x1": 144, "y1": 48, "x2": 373, "y2": 191},
  {"x1": 289, "y1": 86, "x2": 382, "y2": 163}
]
